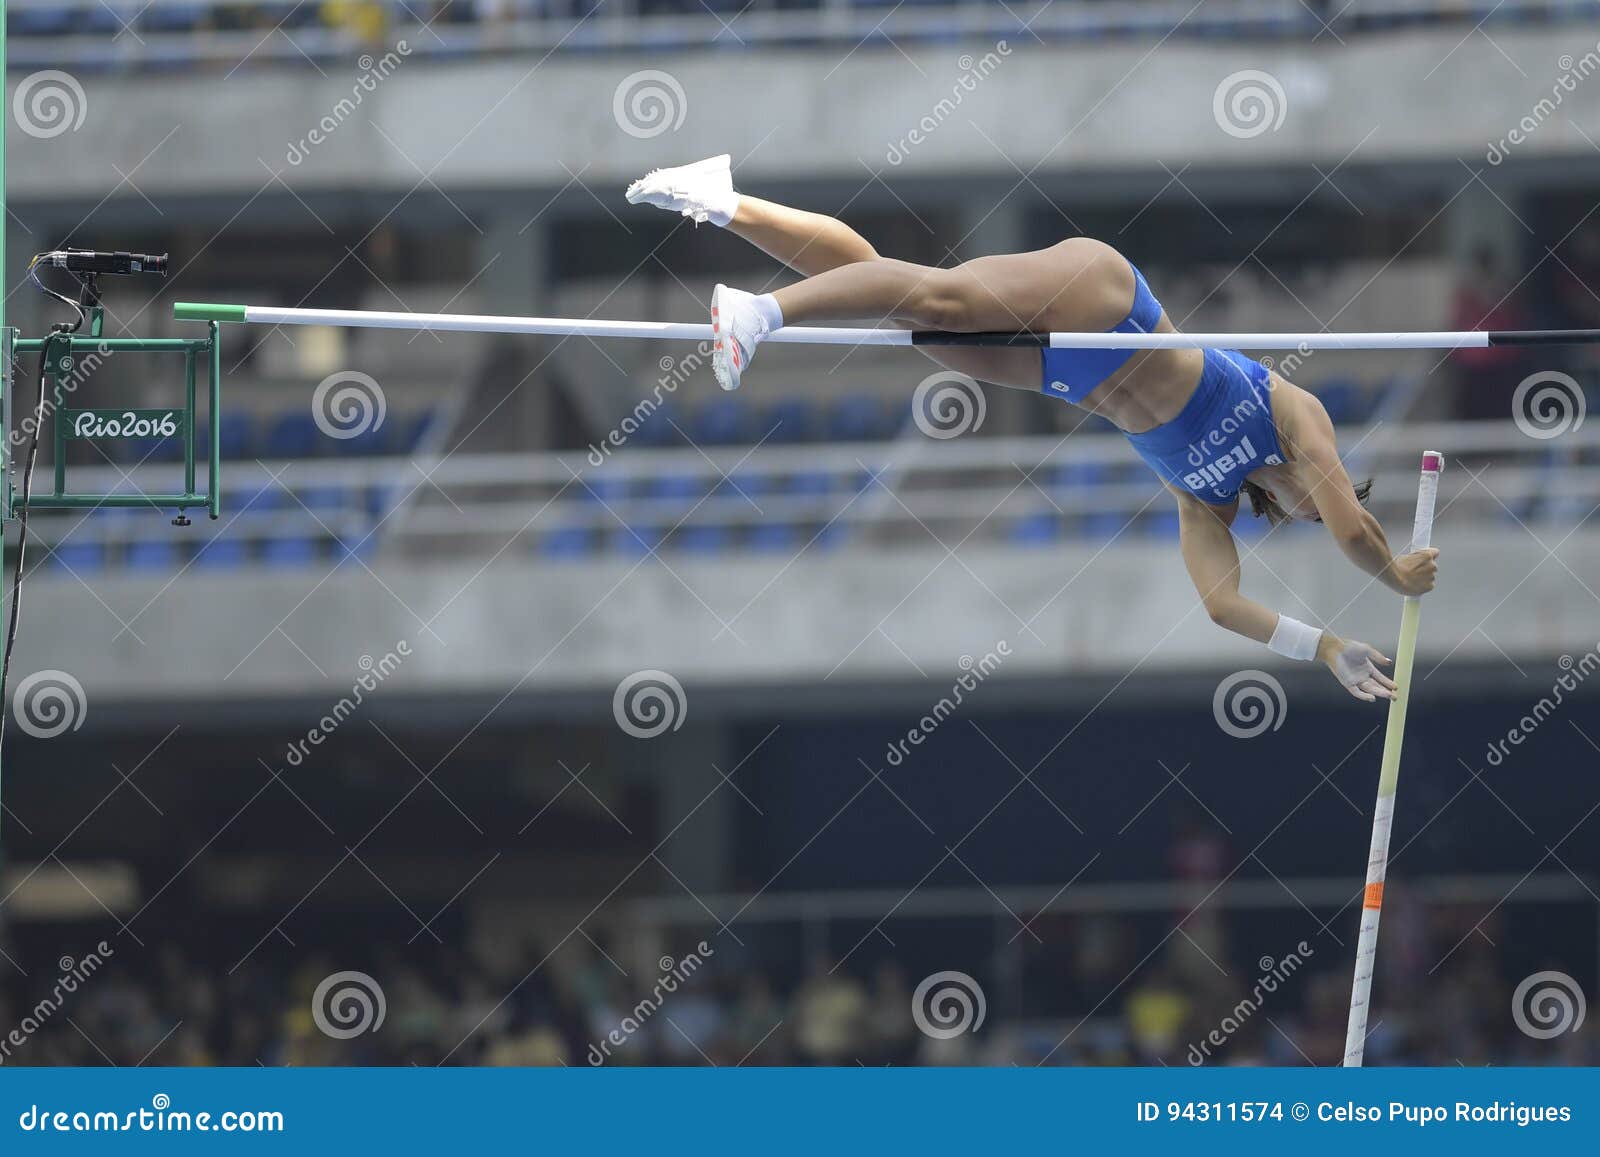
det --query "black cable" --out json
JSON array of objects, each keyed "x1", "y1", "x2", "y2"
[
  {"x1": 26, "y1": 256, "x2": 86, "y2": 333},
  {"x1": 0, "y1": 334, "x2": 59, "y2": 760}
]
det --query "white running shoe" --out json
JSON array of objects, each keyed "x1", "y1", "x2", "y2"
[
  {"x1": 710, "y1": 284, "x2": 770, "y2": 392},
  {"x1": 625, "y1": 154, "x2": 738, "y2": 225}
]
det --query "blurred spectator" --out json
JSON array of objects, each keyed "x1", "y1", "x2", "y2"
[
  {"x1": 792, "y1": 952, "x2": 868, "y2": 1063},
  {"x1": 1124, "y1": 963, "x2": 1191, "y2": 1062},
  {"x1": 320, "y1": 0, "x2": 389, "y2": 43},
  {"x1": 1449, "y1": 245, "x2": 1529, "y2": 420}
]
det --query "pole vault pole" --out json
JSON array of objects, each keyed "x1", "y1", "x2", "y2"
[{"x1": 1343, "y1": 450, "x2": 1444, "y2": 1067}]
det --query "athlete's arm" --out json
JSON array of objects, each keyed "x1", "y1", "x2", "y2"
[
  {"x1": 1293, "y1": 397, "x2": 1439, "y2": 596},
  {"x1": 1176, "y1": 491, "x2": 1397, "y2": 702},
  {"x1": 1176, "y1": 492, "x2": 1277, "y2": 643}
]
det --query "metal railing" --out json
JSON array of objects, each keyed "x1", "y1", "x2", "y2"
[
  {"x1": 19, "y1": 418, "x2": 1598, "y2": 562},
  {"x1": 10, "y1": 0, "x2": 1597, "y2": 70}
]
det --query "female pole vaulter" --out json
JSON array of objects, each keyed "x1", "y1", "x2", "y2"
[{"x1": 627, "y1": 156, "x2": 1440, "y2": 700}]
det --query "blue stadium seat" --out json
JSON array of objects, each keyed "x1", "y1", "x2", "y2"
[
  {"x1": 195, "y1": 414, "x2": 256, "y2": 462},
  {"x1": 1054, "y1": 462, "x2": 1111, "y2": 490},
  {"x1": 263, "y1": 413, "x2": 322, "y2": 458},
  {"x1": 786, "y1": 470, "x2": 834, "y2": 496},
  {"x1": 814, "y1": 522, "x2": 851, "y2": 551},
  {"x1": 610, "y1": 525, "x2": 663, "y2": 557},
  {"x1": 692, "y1": 399, "x2": 751, "y2": 445},
  {"x1": 578, "y1": 475, "x2": 631, "y2": 504},
  {"x1": 261, "y1": 538, "x2": 321, "y2": 568},
  {"x1": 297, "y1": 486, "x2": 348, "y2": 515},
  {"x1": 83, "y1": 5, "x2": 135, "y2": 34},
  {"x1": 343, "y1": 422, "x2": 391, "y2": 456},
  {"x1": 363, "y1": 484, "x2": 397, "y2": 519},
  {"x1": 11, "y1": 8, "x2": 77, "y2": 35},
  {"x1": 1231, "y1": 512, "x2": 1269, "y2": 541},
  {"x1": 748, "y1": 523, "x2": 801, "y2": 552},
  {"x1": 649, "y1": 474, "x2": 709, "y2": 504},
  {"x1": 394, "y1": 410, "x2": 436, "y2": 453},
  {"x1": 334, "y1": 539, "x2": 376, "y2": 567},
  {"x1": 1316, "y1": 378, "x2": 1361, "y2": 425},
  {"x1": 628, "y1": 405, "x2": 681, "y2": 447},
  {"x1": 762, "y1": 399, "x2": 818, "y2": 444},
  {"x1": 1081, "y1": 512, "x2": 1127, "y2": 542},
  {"x1": 1143, "y1": 510, "x2": 1182, "y2": 538},
  {"x1": 139, "y1": 3, "x2": 207, "y2": 32},
  {"x1": 51, "y1": 540, "x2": 108, "y2": 573},
  {"x1": 125, "y1": 539, "x2": 181, "y2": 571},
  {"x1": 541, "y1": 527, "x2": 596, "y2": 559},
  {"x1": 676, "y1": 525, "x2": 731, "y2": 554},
  {"x1": 193, "y1": 538, "x2": 249, "y2": 570},
  {"x1": 826, "y1": 396, "x2": 890, "y2": 441},
  {"x1": 239, "y1": 483, "x2": 288, "y2": 513},
  {"x1": 719, "y1": 473, "x2": 771, "y2": 501},
  {"x1": 1010, "y1": 513, "x2": 1060, "y2": 546}
]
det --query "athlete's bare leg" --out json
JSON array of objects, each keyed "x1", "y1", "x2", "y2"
[
  {"x1": 723, "y1": 196, "x2": 1055, "y2": 389},
  {"x1": 770, "y1": 238, "x2": 1133, "y2": 337}
]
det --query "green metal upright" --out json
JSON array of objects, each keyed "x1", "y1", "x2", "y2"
[{"x1": 2, "y1": 0, "x2": 11, "y2": 877}]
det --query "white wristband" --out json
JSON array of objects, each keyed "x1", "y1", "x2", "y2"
[{"x1": 1268, "y1": 614, "x2": 1323, "y2": 660}]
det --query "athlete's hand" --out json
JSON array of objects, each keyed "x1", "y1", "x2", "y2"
[
  {"x1": 1318, "y1": 634, "x2": 1397, "y2": 702},
  {"x1": 1386, "y1": 548, "x2": 1440, "y2": 596}
]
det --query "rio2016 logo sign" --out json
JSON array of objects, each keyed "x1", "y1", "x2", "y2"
[{"x1": 68, "y1": 410, "x2": 182, "y2": 439}]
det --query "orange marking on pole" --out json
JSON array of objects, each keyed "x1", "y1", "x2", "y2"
[{"x1": 1363, "y1": 881, "x2": 1384, "y2": 910}]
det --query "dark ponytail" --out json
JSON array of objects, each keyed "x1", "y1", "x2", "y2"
[{"x1": 1241, "y1": 477, "x2": 1372, "y2": 525}]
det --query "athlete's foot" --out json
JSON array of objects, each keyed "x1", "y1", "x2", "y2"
[
  {"x1": 625, "y1": 154, "x2": 740, "y2": 226},
  {"x1": 710, "y1": 285, "x2": 778, "y2": 392}
]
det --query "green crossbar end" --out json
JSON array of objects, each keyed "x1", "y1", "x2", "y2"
[{"x1": 173, "y1": 302, "x2": 247, "y2": 323}]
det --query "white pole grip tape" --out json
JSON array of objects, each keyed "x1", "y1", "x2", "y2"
[{"x1": 1411, "y1": 451, "x2": 1443, "y2": 552}]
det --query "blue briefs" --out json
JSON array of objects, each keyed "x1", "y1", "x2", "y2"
[{"x1": 1039, "y1": 263, "x2": 1163, "y2": 404}]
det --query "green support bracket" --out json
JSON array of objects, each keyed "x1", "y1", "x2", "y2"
[{"x1": 10, "y1": 313, "x2": 225, "y2": 522}]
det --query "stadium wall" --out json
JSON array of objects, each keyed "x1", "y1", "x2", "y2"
[{"x1": 9, "y1": 27, "x2": 1600, "y2": 203}]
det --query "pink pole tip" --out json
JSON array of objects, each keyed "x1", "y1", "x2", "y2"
[{"x1": 1420, "y1": 451, "x2": 1443, "y2": 473}]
